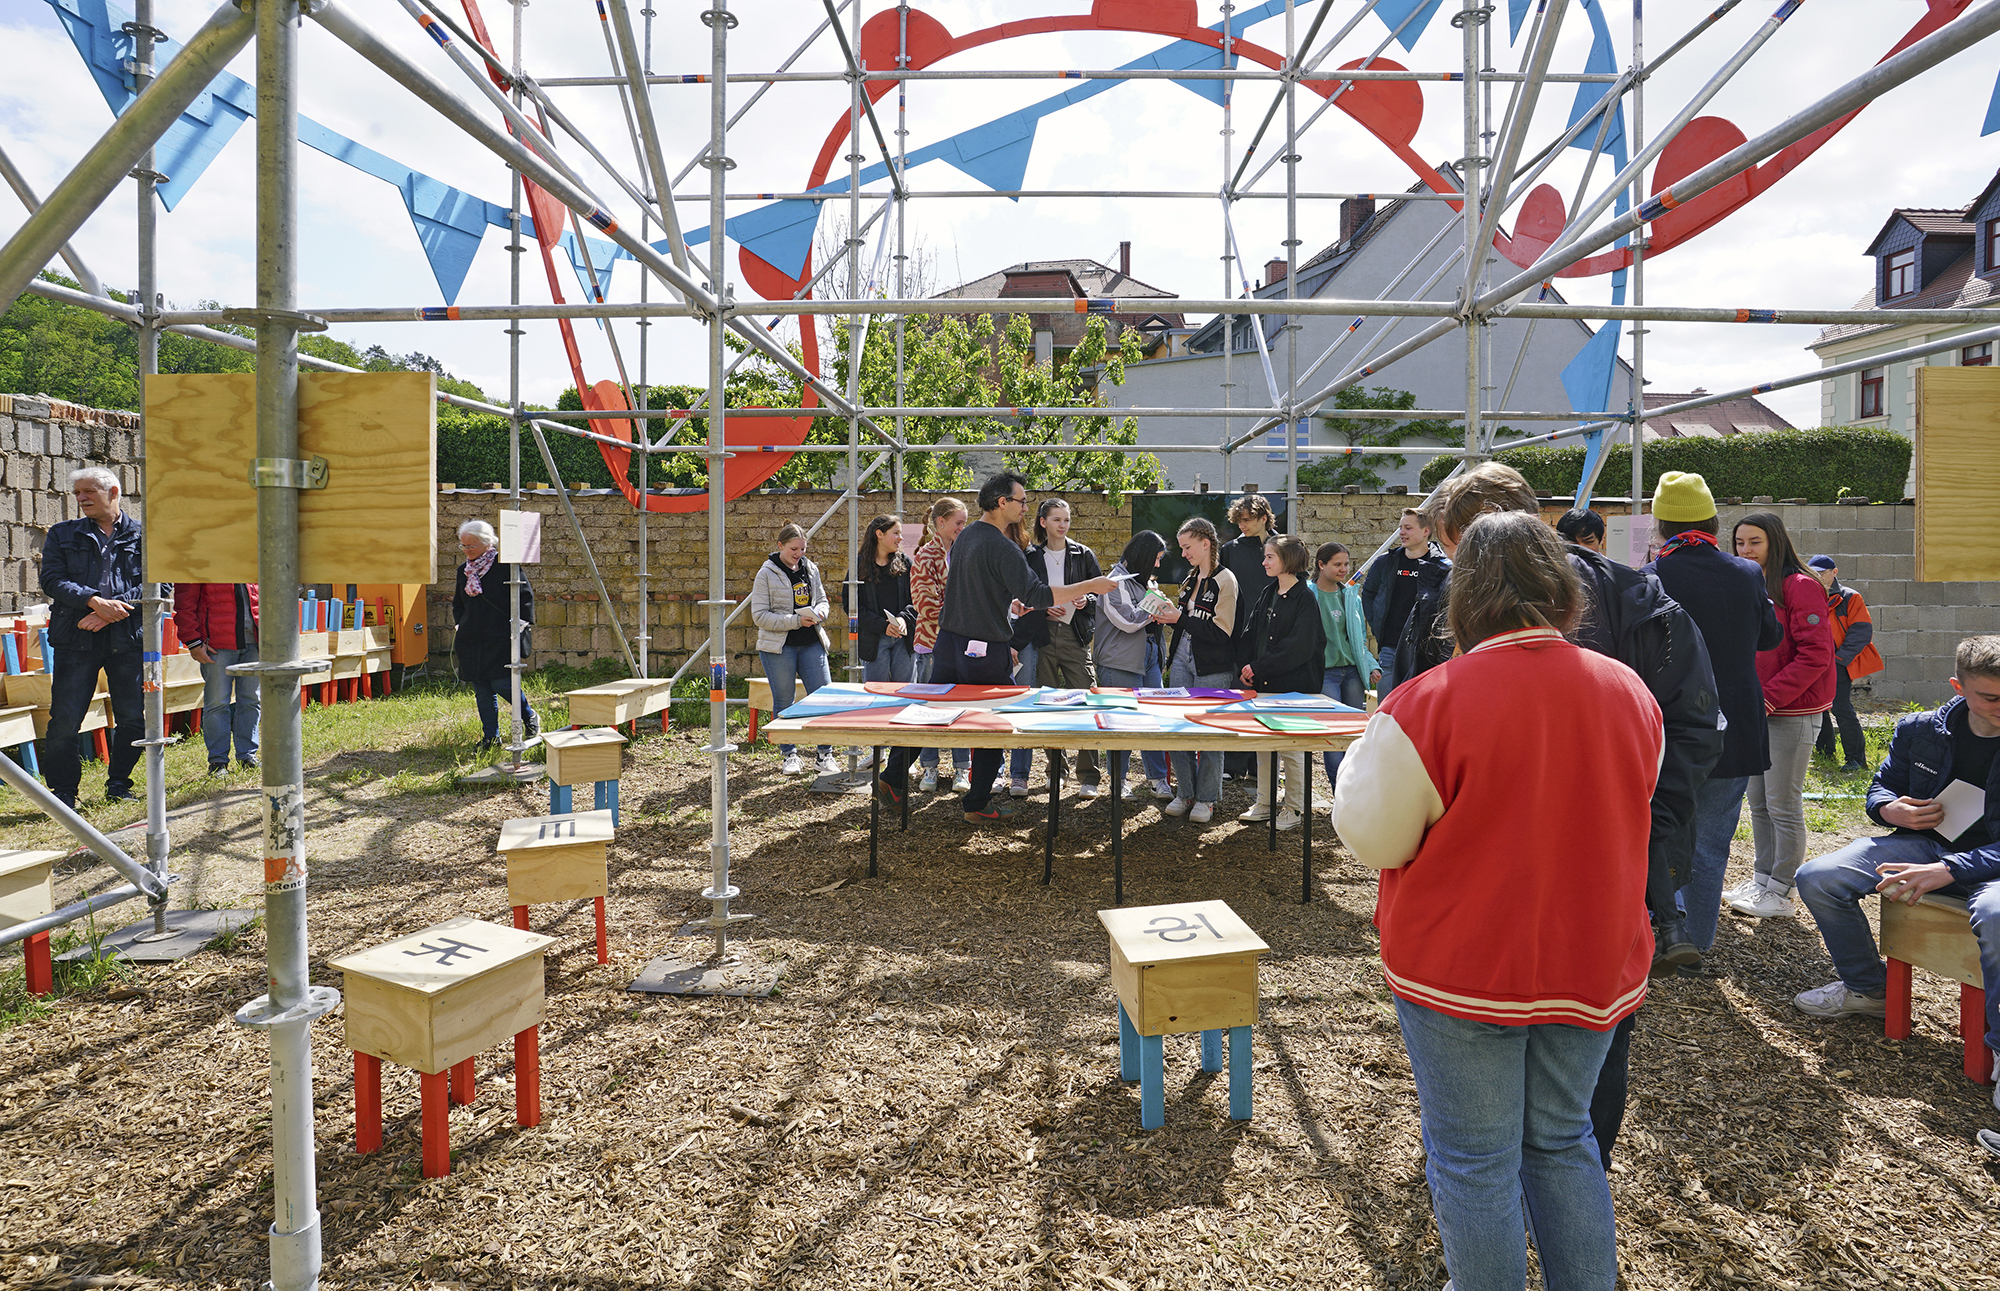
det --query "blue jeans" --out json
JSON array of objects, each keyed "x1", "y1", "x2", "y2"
[
  {"x1": 1009, "y1": 642, "x2": 1039, "y2": 783},
  {"x1": 1168, "y1": 647, "x2": 1233, "y2": 804},
  {"x1": 1376, "y1": 642, "x2": 1400, "y2": 697},
  {"x1": 200, "y1": 645, "x2": 261, "y2": 765},
  {"x1": 1393, "y1": 997, "x2": 1621, "y2": 1291},
  {"x1": 913, "y1": 650, "x2": 968, "y2": 773},
  {"x1": 1681, "y1": 775, "x2": 1749, "y2": 953},
  {"x1": 863, "y1": 636, "x2": 914, "y2": 684},
  {"x1": 1320, "y1": 663, "x2": 1365, "y2": 793},
  {"x1": 760, "y1": 642, "x2": 831, "y2": 758},
  {"x1": 470, "y1": 677, "x2": 535, "y2": 742},
  {"x1": 1796, "y1": 834, "x2": 2000, "y2": 1051},
  {"x1": 43, "y1": 642, "x2": 143, "y2": 805},
  {"x1": 1098, "y1": 663, "x2": 1170, "y2": 784}
]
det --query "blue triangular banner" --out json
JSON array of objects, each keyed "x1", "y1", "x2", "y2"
[
  {"x1": 1561, "y1": 319, "x2": 1622, "y2": 420},
  {"x1": 1508, "y1": 0, "x2": 1531, "y2": 42},
  {"x1": 1984, "y1": 65, "x2": 2000, "y2": 136},
  {"x1": 1574, "y1": 428, "x2": 1610, "y2": 508},
  {"x1": 1373, "y1": 0, "x2": 1447, "y2": 52},
  {"x1": 1566, "y1": 0, "x2": 1625, "y2": 156},
  {"x1": 558, "y1": 230, "x2": 622, "y2": 302},
  {"x1": 940, "y1": 116, "x2": 1037, "y2": 195}
]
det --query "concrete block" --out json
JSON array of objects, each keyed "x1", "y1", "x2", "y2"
[
  {"x1": 1849, "y1": 505, "x2": 1894, "y2": 529},
  {"x1": 1954, "y1": 605, "x2": 2000, "y2": 633},
  {"x1": 1908, "y1": 582, "x2": 1959, "y2": 606},
  {"x1": 1872, "y1": 604, "x2": 1921, "y2": 631},
  {"x1": 1879, "y1": 555, "x2": 1915, "y2": 581}
]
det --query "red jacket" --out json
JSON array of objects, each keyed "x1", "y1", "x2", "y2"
[
  {"x1": 1332, "y1": 629, "x2": 1663, "y2": 1030},
  {"x1": 1756, "y1": 572, "x2": 1835, "y2": 716},
  {"x1": 173, "y1": 583, "x2": 260, "y2": 652}
]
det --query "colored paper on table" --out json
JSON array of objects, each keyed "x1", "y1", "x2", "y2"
[
  {"x1": 1256, "y1": 714, "x2": 1333, "y2": 732},
  {"x1": 890, "y1": 706, "x2": 965, "y2": 727},
  {"x1": 1097, "y1": 711, "x2": 1161, "y2": 731},
  {"x1": 1084, "y1": 693, "x2": 1139, "y2": 709},
  {"x1": 778, "y1": 693, "x2": 909, "y2": 718},
  {"x1": 1134, "y1": 687, "x2": 1191, "y2": 699},
  {"x1": 897, "y1": 682, "x2": 956, "y2": 697},
  {"x1": 1035, "y1": 689, "x2": 1091, "y2": 706},
  {"x1": 1188, "y1": 688, "x2": 1246, "y2": 699}
]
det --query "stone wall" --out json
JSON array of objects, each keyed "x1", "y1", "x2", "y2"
[{"x1": 0, "y1": 394, "x2": 145, "y2": 614}]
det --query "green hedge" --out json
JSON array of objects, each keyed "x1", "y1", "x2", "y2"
[
  {"x1": 438, "y1": 409, "x2": 628, "y2": 490},
  {"x1": 1416, "y1": 426, "x2": 1911, "y2": 503}
]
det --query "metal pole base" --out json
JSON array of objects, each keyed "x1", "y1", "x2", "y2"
[
  {"x1": 627, "y1": 954, "x2": 782, "y2": 997},
  {"x1": 457, "y1": 762, "x2": 549, "y2": 787},
  {"x1": 55, "y1": 904, "x2": 253, "y2": 964}
]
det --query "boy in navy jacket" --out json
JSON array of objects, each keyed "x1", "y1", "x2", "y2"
[{"x1": 1792, "y1": 635, "x2": 2000, "y2": 1105}]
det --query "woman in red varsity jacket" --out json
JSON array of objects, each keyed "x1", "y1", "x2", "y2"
[{"x1": 1334, "y1": 511, "x2": 1662, "y2": 1291}]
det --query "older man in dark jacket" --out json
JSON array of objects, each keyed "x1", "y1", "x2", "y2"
[{"x1": 40, "y1": 467, "x2": 146, "y2": 807}]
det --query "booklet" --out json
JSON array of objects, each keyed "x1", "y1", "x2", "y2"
[
  {"x1": 1255, "y1": 694, "x2": 1344, "y2": 708},
  {"x1": 1096, "y1": 711, "x2": 1161, "y2": 731},
  {"x1": 897, "y1": 682, "x2": 956, "y2": 697},
  {"x1": 1139, "y1": 590, "x2": 1176, "y2": 616},
  {"x1": 1134, "y1": 687, "x2": 1192, "y2": 700},
  {"x1": 1084, "y1": 692, "x2": 1140, "y2": 709},
  {"x1": 1256, "y1": 713, "x2": 1333, "y2": 732},
  {"x1": 890, "y1": 705, "x2": 965, "y2": 726},
  {"x1": 1935, "y1": 777, "x2": 1987, "y2": 845},
  {"x1": 1035, "y1": 689, "x2": 1091, "y2": 706}
]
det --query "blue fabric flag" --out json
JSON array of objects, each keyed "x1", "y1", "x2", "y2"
[
  {"x1": 1373, "y1": 0, "x2": 1447, "y2": 51},
  {"x1": 1509, "y1": 0, "x2": 1532, "y2": 42},
  {"x1": 1573, "y1": 427, "x2": 1610, "y2": 508},
  {"x1": 1566, "y1": 0, "x2": 1626, "y2": 158},
  {"x1": 1560, "y1": 319, "x2": 1623, "y2": 420},
  {"x1": 1985, "y1": 66, "x2": 2000, "y2": 136}
]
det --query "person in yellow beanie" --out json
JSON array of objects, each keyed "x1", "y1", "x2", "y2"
[{"x1": 1644, "y1": 472, "x2": 1783, "y2": 956}]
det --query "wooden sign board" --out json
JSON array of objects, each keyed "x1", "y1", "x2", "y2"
[
  {"x1": 1099, "y1": 899, "x2": 1269, "y2": 1037},
  {"x1": 541, "y1": 727, "x2": 627, "y2": 786},
  {"x1": 1914, "y1": 367, "x2": 2000, "y2": 582},
  {"x1": 0, "y1": 849, "x2": 62, "y2": 928},
  {"x1": 143, "y1": 371, "x2": 437, "y2": 584},
  {"x1": 330, "y1": 915, "x2": 554, "y2": 1074},
  {"x1": 497, "y1": 809, "x2": 614, "y2": 906}
]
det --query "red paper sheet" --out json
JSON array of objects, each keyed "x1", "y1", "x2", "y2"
[
  {"x1": 799, "y1": 707, "x2": 1016, "y2": 732},
  {"x1": 862, "y1": 683, "x2": 1029, "y2": 703}
]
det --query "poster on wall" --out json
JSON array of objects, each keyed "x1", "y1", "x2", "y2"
[{"x1": 498, "y1": 510, "x2": 544, "y2": 564}]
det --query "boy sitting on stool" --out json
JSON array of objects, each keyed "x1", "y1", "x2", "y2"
[{"x1": 1792, "y1": 635, "x2": 2000, "y2": 1108}]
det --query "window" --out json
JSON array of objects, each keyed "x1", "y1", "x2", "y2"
[
  {"x1": 1964, "y1": 342, "x2": 1994, "y2": 367},
  {"x1": 1988, "y1": 218, "x2": 2000, "y2": 274},
  {"x1": 1884, "y1": 248, "x2": 1916, "y2": 298},
  {"x1": 1858, "y1": 367, "x2": 1885, "y2": 419}
]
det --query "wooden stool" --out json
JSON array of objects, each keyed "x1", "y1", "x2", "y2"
[
  {"x1": 498, "y1": 810, "x2": 614, "y2": 964},
  {"x1": 543, "y1": 727, "x2": 627, "y2": 824},
  {"x1": 1099, "y1": 900, "x2": 1269, "y2": 1129},
  {"x1": 0, "y1": 849, "x2": 62, "y2": 997},
  {"x1": 331, "y1": 916, "x2": 555, "y2": 1178},
  {"x1": 1882, "y1": 893, "x2": 1993, "y2": 1085},
  {"x1": 745, "y1": 676, "x2": 774, "y2": 746}
]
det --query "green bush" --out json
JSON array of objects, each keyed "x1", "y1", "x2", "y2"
[
  {"x1": 437, "y1": 408, "x2": 631, "y2": 490},
  {"x1": 1416, "y1": 426, "x2": 1911, "y2": 503}
]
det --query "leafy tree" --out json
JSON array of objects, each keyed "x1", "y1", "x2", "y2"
[{"x1": 1295, "y1": 386, "x2": 1453, "y2": 492}]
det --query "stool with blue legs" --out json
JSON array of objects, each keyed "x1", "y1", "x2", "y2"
[
  {"x1": 498, "y1": 809, "x2": 614, "y2": 964},
  {"x1": 542, "y1": 727, "x2": 627, "y2": 824},
  {"x1": 1099, "y1": 900, "x2": 1269, "y2": 1130}
]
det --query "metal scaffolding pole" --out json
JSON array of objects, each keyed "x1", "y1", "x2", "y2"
[{"x1": 0, "y1": 143, "x2": 103, "y2": 297}]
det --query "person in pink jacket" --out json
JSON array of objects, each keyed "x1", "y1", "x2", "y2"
[
  {"x1": 1335, "y1": 511, "x2": 1663, "y2": 1291},
  {"x1": 1725, "y1": 511, "x2": 1836, "y2": 920}
]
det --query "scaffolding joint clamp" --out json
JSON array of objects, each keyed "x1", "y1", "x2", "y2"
[
  {"x1": 698, "y1": 155, "x2": 737, "y2": 171},
  {"x1": 227, "y1": 658, "x2": 334, "y2": 680},
  {"x1": 1449, "y1": 5, "x2": 1494, "y2": 27},
  {"x1": 128, "y1": 167, "x2": 170, "y2": 185},
  {"x1": 235, "y1": 985, "x2": 341, "y2": 1031},
  {"x1": 249, "y1": 455, "x2": 330, "y2": 491},
  {"x1": 698, "y1": 8, "x2": 739, "y2": 28},
  {"x1": 220, "y1": 307, "x2": 328, "y2": 333}
]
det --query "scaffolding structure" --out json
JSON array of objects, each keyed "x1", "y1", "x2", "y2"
[{"x1": 5, "y1": 2, "x2": 2000, "y2": 1286}]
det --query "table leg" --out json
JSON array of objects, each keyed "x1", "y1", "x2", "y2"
[
  {"x1": 515, "y1": 1026, "x2": 542, "y2": 1127},
  {"x1": 1200, "y1": 1029, "x2": 1222, "y2": 1073},
  {"x1": 353, "y1": 1052, "x2": 382, "y2": 1153},
  {"x1": 747, "y1": 707, "x2": 759, "y2": 746},
  {"x1": 1228, "y1": 1026, "x2": 1253, "y2": 1121},
  {"x1": 24, "y1": 930, "x2": 52, "y2": 997},
  {"x1": 450, "y1": 1057, "x2": 475, "y2": 1106},
  {"x1": 512, "y1": 904, "x2": 530, "y2": 931},
  {"x1": 1885, "y1": 958, "x2": 1913, "y2": 1041},
  {"x1": 1044, "y1": 754, "x2": 1061, "y2": 886},
  {"x1": 420, "y1": 1070, "x2": 450, "y2": 1178},
  {"x1": 869, "y1": 745, "x2": 880, "y2": 880},
  {"x1": 1118, "y1": 1001, "x2": 1139, "y2": 1083},
  {"x1": 1139, "y1": 1031, "x2": 1164, "y2": 1131},
  {"x1": 1267, "y1": 753, "x2": 1277, "y2": 853},
  {"x1": 595, "y1": 896, "x2": 609, "y2": 965},
  {"x1": 1301, "y1": 753, "x2": 1313, "y2": 905},
  {"x1": 900, "y1": 751, "x2": 909, "y2": 832},
  {"x1": 1112, "y1": 762, "x2": 1124, "y2": 907},
  {"x1": 1963, "y1": 985, "x2": 1990, "y2": 1084}
]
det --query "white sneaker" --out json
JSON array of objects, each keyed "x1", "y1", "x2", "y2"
[
  {"x1": 918, "y1": 769, "x2": 938, "y2": 792},
  {"x1": 1722, "y1": 875, "x2": 1765, "y2": 905},
  {"x1": 1010, "y1": 778, "x2": 1030, "y2": 797},
  {"x1": 1150, "y1": 778, "x2": 1173, "y2": 800},
  {"x1": 1275, "y1": 809, "x2": 1303, "y2": 833},
  {"x1": 781, "y1": 753, "x2": 803, "y2": 776},
  {"x1": 1991, "y1": 1050, "x2": 1999, "y2": 1113},
  {"x1": 1793, "y1": 980, "x2": 1886, "y2": 1019},
  {"x1": 816, "y1": 754, "x2": 841, "y2": 777},
  {"x1": 1189, "y1": 801, "x2": 1215, "y2": 824},
  {"x1": 1162, "y1": 797, "x2": 1192, "y2": 818},
  {"x1": 1079, "y1": 783, "x2": 1101, "y2": 799},
  {"x1": 952, "y1": 770, "x2": 972, "y2": 793},
  {"x1": 1238, "y1": 802, "x2": 1274, "y2": 823},
  {"x1": 1727, "y1": 883, "x2": 1794, "y2": 919}
]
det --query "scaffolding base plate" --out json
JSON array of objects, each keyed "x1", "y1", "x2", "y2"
[
  {"x1": 54, "y1": 908, "x2": 259, "y2": 965},
  {"x1": 627, "y1": 955, "x2": 782, "y2": 998},
  {"x1": 807, "y1": 770, "x2": 872, "y2": 795},
  {"x1": 459, "y1": 762, "x2": 549, "y2": 787}
]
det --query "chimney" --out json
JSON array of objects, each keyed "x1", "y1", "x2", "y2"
[
  {"x1": 1340, "y1": 195, "x2": 1376, "y2": 245},
  {"x1": 1265, "y1": 258, "x2": 1288, "y2": 288},
  {"x1": 1118, "y1": 241, "x2": 1131, "y2": 277}
]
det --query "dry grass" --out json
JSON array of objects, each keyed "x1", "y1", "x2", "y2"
[{"x1": 1, "y1": 692, "x2": 1997, "y2": 1290}]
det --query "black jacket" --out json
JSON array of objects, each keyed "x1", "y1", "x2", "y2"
[
  {"x1": 1390, "y1": 554, "x2": 1455, "y2": 682},
  {"x1": 1868, "y1": 697, "x2": 2000, "y2": 884},
  {"x1": 1012, "y1": 541, "x2": 1101, "y2": 650},
  {"x1": 851, "y1": 556, "x2": 916, "y2": 664},
  {"x1": 41, "y1": 512, "x2": 144, "y2": 652},
  {"x1": 1168, "y1": 567, "x2": 1239, "y2": 678},
  {"x1": 1219, "y1": 532, "x2": 1274, "y2": 666},
  {"x1": 1648, "y1": 539, "x2": 1782, "y2": 780},
  {"x1": 1246, "y1": 579, "x2": 1327, "y2": 694},
  {"x1": 453, "y1": 561, "x2": 534, "y2": 684}
]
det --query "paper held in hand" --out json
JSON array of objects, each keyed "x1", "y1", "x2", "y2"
[
  {"x1": 1139, "y1": 590, "x2": 1176, "y2": 616},
  {"x1": 1934, "y1": 778, "x2": 1987, "y2": 845},
  {"x1": 890, "y1": 705, "x2": 965, "y2": 727}
]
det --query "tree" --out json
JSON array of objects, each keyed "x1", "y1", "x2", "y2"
[{"x1": 1295, "y1": 385, "x2": 1453, "y2": 492}]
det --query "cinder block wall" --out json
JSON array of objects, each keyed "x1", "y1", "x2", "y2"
[{"x1": 0, "y1": 395, "x2": 145, "y2": 614}]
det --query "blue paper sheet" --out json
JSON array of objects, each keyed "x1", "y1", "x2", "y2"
[{"x1": 1209, "y1": 693, "x2": 1364, "y2": 713}]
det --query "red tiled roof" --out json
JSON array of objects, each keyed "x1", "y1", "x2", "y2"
[{"x1": 1639, "y1": 392, "x2": 1795, "y2": 436}]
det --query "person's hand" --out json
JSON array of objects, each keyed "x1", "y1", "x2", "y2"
[
  {"x1": 1880, "y1": 796, "x2": 1945, "y2": 831},
  {"x1": 1240, "y1": 665, "x2": 1254, "y2": 684},
  {"x1": 1369, "y1": 669, "x2": 1383, "y2": 685},
  {"x1": 1009, "y1": 598, "x2": 1030, "y2": 619},
  {"x1": 1084, "y1": 576, "x2": 1119, "y2": 597},
  {"x1": 78, "y1": 611, "x2": 108, "y2": 632},
  {"x1": 1874, "y1": 860, "x2": 1954, "y2": 905},
  {"x1": 87, "y1": 596, "x2": 131, "y2": 622},
  {"x1": 190, "y1": 644, "x2": 216, "y2": 665},
  {"x1": 1010, "y1": 649, "x2": 1020, "y2": 670},
  {"x1": 797, "y1": 610, "x2": 819, "y2": 627},
  {"x1": 884, "y1": 618, "x2": 906, "y2": 638}
]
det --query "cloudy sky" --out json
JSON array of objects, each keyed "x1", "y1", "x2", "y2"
[{"x1": 3, "y1": 0, "x2": 1997, "y2": 429}]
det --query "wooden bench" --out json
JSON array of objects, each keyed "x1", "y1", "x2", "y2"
[
  {"x1": 745, "y1": 676, "x2": 774, "y2": 746},
  {"x1": 1100, "y1": 899, "x2": 1269, "y2": 1129},
  {"x1": 0, "y1": 849, "x2": 62, "y2": 997},
  {"x1": 498, "y1": 810, "x2": 614, "y2": 964},
  {"x1": 542, "y1": 727, "x2": 626, "y2": 823},
  {"x1": 330, "y1": 916, "x2": 555, "y2": 1178},
  {"x1": 564, "y1": 677, "x2": 673, "y2": 730},
  {"x1": 1882, "y1": 892, "x2": 1993, "y2": 1085}
]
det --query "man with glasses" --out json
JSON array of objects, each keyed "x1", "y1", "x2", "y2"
[
  {"x1": 40, "y1": 467, "x2": 146, "y2": 808},
  {"x1": 877, "y1": 472, "x2": 1116, "y2": 824}
]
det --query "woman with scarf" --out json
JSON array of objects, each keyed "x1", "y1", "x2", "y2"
[{"x1": 453, "y1": 518, "x2": 540, "y2": 748}]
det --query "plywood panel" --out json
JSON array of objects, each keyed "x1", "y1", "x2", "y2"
[
  {"x1": 144, "y1": 371, "x2": 438, "y2": 584},
  {"x1": 1915, "y1": 367, "x2": 2000, "y2": 582},
  {"x1": 1102, "y1": 900, "x2": 1268, "y2": 1036},
  {"x1": 0, "y1": 849, "x2": 61, "y2": 928},
  {"x1": 1881, "y1": 893, "x2": 1980, "y2": 989},
  {"x1": 543, "y1": 727, "x2": 627, "y2": 785},
  {"x1": 0, "y1": 704, "x2": 38, "y2": 747}
]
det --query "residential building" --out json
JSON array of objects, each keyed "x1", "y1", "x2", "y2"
[
  {"x1": 1639, "y1": 390, "x2": 1794, "y2": 440},
  {"x1": 1809, "y1": 168, "x2": 2000, "y2": 434},
  {"x1": 932, "y1": 244, "x2": 1187, "y2": 368}
]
